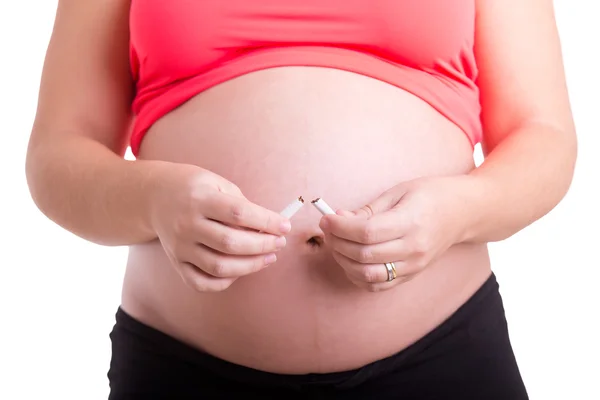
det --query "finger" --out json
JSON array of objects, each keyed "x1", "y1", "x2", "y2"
[
  {"x1": 326, "y1": 234, "x2": 410, "y2": 264},
  {"x1": 352, "y1": 186, "x2": 409, "y2": 218},
  {"x1": 178, "y1": 262, "x2": 237, "y2": 292},
  {"x1": 335, "y1": 209, "x2": 355, "y2": 217},
  {"x1": 220, "y1": 180, "x2": 245, "y2": 198},
  {"x1": 391, "y1": 259, "x2": 425, "y2": 281},
  {"x1": 321, "y1": 211, "x2": 407, "y2": 244},
  {"x1": 332, "y1": 251, "x2": 390, "y2": 284},
  {"x1": 352, "y1": 279, "x2": 397, "y2": 293},
  {"x1": 203, "y1": 192, "x2": 291, "y2": 235},
  {"x1": 195, "y1": 218, "x2": 286, "y2": 255},
  {"x1": 345, "y1": 261, "x2": 417, "y2": 293},
  {"x1": 185, "y1": 244, "x2": 278, "y2": 278}
]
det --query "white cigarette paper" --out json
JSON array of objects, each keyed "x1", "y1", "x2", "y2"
[
  {"x1": 280, "y1": 196, "x2": 305, "y2": 219},
  {"x1": 311, "y1": 198, "x2": 336, "y2": 216}
]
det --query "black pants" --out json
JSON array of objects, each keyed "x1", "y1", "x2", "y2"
[{"x1": 108, "y1": 273, "x2": 529, "y2": 399}]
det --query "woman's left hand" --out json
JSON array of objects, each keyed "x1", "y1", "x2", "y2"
[{"x1": 319, "y1": 175, "x2": 478, "y2": 292}]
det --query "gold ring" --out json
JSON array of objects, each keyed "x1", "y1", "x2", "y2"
[{"x1": 384, "y1": 262, "x2": 396, "y2": 282}]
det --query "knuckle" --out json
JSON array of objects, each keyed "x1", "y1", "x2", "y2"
[
  {"x1": 188, "y1": 184, "x2": 207, "y2": 203},
  {"x1": 263, "y1": 213, "x2": 272, "y2": 232},
  {"x1": 411, "y1": 212, "x2": 428, "y2": 231},
  {"x1": 362, "y1": 266, "x2": 377, "y2": 283},
  {"x1": 220, "y1": 233, "x2": 237, "y2": 253},
  {"x1": 361, "y1": 223, "x2": 378, "y2": 244},
  {"x1": 188, "y1": 186, "x2": 213, "y2": 213},
  {"x1": 412, "y1": 236, "x2": 429, "y2": 255},
  {"x1": 210, "y1": 258, "x2": 228, "y2": 277},
  {"x1": 260, "y1": 239, "x2": 267, "y2": 254},
  {"x1": 254, "y1": 256, "x2": 267, "y2": 272},
  {"x1": 357, "y1": 247, "x2": 373, "y2": 263},
  {"x1": 226, "y1": 182, "x2": 243, "y2": 196},
  {"x1": 230, "y1": 203, "x2": 245, "y2": 222},
  {"x1": 413, "y1": 257, "x2": 429, "y2": 271},
  {"x1": 261, "y1": 236, "x2": 274, "y2": 254}
]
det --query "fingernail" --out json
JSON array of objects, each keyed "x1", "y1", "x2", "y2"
[
  {"x1": 320, "y1": 218, "x2": 329, "y2": 230},
  {"x1": 275, "y1": 236, "x2": 287, "y2": 248},
  {"x1": 265, "y1": 254, "x2": 277, "y2": 265},
  {"x1": 280, "y1": 221, "x2": 292, "y2": 233}
]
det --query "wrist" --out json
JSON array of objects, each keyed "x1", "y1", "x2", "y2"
[
  {"x1": 452, "y1": 173, "x2": 493, "y2": 244},
  {"x1": 141, "y1": 160, "x2": 207, "y2": 237},
  {"x1": 136, "y1": 159, "x2": 182, "y2": 238}
]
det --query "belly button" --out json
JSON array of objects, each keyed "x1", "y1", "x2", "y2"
[{"x1": 306, "y1": 236, "x2": 324, "y2": 249}]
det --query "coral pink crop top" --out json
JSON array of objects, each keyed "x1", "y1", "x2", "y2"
[{"x1": 129, "y1": 0, "x2": 481, "y2": 156}]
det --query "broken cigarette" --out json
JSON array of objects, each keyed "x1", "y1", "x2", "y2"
[
  {"x1": 280, "y1": 196, "x2": 305, "y2": 219},
  {"x1": 311, "y1": 198, "x2": 336, "y2": 216}
]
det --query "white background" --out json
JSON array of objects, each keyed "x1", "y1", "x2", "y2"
[{"x1": 1, "y1": 1, "x2": 598, "y2": 399}]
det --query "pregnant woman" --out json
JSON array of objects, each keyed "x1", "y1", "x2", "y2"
[{"x1": 26, "y1": 1, "x2": 576, "y2": 399}]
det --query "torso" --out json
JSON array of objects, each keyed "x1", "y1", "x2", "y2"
[{"x1": 121, "y1": 67, "x2": 491, "y2": 374}]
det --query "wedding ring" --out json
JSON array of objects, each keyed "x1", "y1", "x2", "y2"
[{"x1": 384, "y1": 262, "x2": 397, "y2": 282}]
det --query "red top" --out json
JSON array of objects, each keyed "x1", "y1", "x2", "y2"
[{"x1": 129, "y1": 0, "x2": 481, "y2": 156}]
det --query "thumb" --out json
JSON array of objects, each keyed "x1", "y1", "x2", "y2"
[
  {"x1": 220, "y1": 180, "x2": 246, "y2": 199},
  {"x1": 335, "y1": 209, "x2": 356, "y2": 217},
  {"x1": 353, "y1": 185, "x2": 409, "y2": 218}
]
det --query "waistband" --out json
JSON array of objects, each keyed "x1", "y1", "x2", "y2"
[{"x1": 112, "y1": 272, "x2": 499, "y2": 391}]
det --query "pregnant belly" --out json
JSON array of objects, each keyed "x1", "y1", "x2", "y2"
[{"x1": 122, "y1": 67, "x2": 491, "y2": 374}]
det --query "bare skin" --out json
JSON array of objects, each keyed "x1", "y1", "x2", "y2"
[
  {"x1": 124, "y1": 67, "x2": 492, "y2": 373},
  {"x1": 26, "y1": 0, "x2": 576, "y2": 376}
]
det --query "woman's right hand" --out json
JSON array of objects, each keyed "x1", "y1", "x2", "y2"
[{"x1": 148, "y1": 163, "x2": 291, "y2": 292}]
